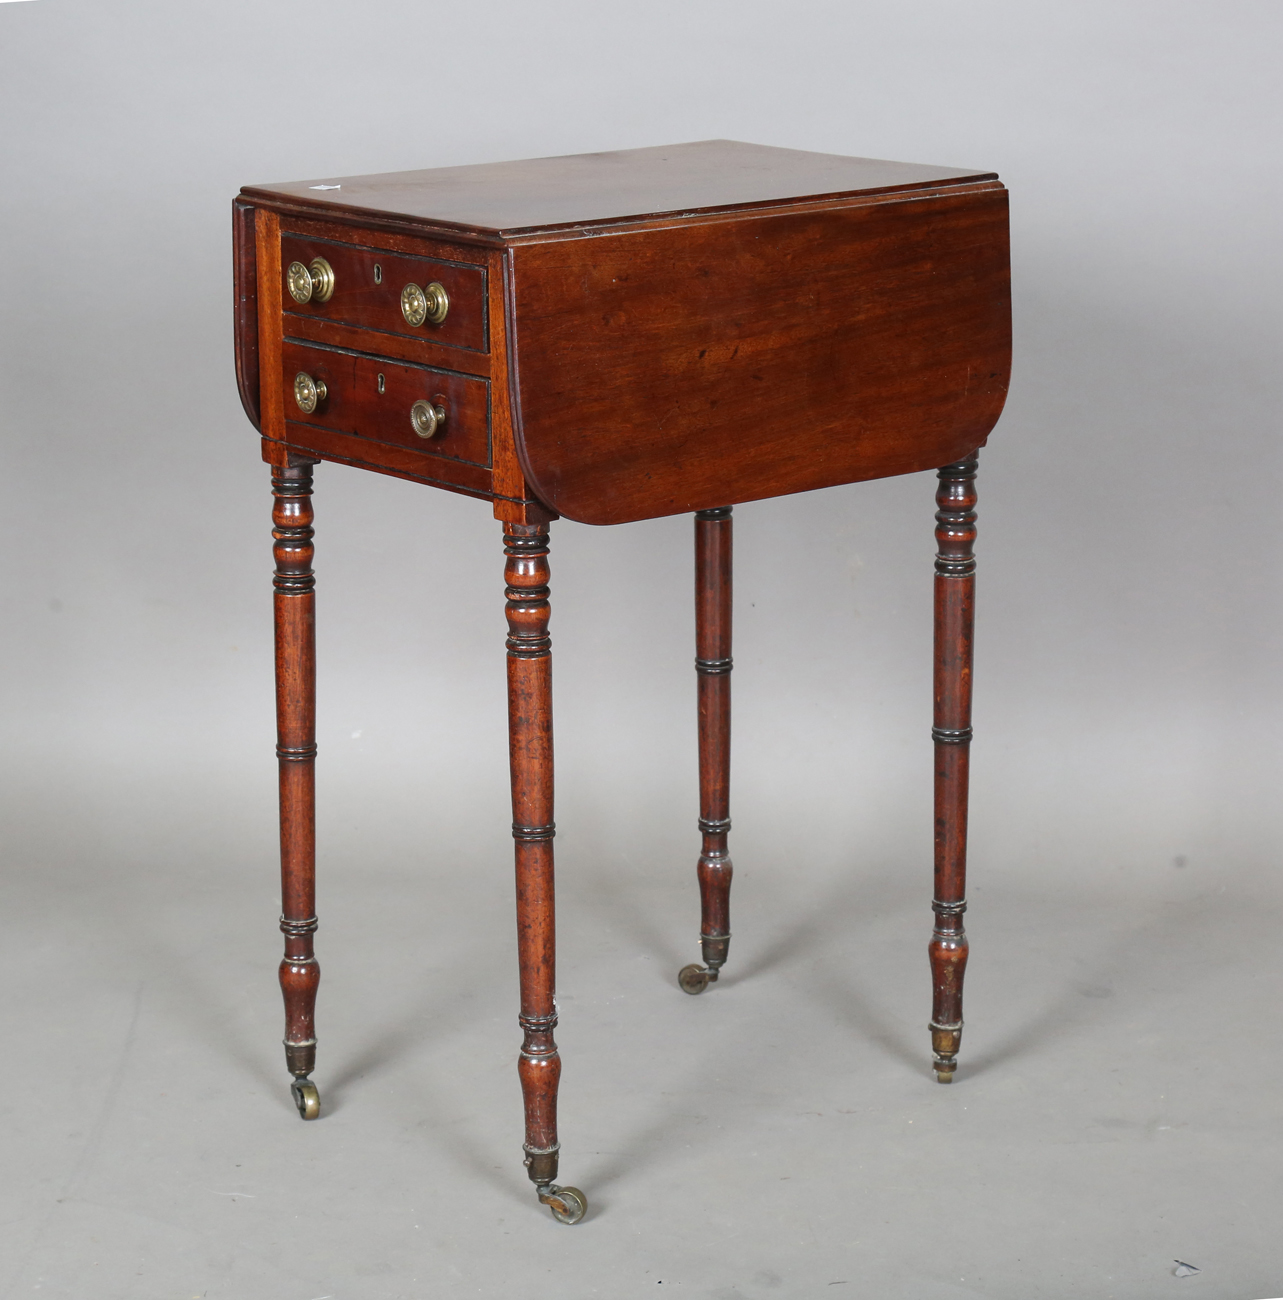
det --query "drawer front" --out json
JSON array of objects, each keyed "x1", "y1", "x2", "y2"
[
  {"x1": 280, "y1": 233, "x2": 487, "y2": 353},
  {"x1": 281, "y1": 340, "x2": 490, "y2": 467}
]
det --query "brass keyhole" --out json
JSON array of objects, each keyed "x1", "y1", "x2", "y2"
[
  {"x1": 374, "y1": 264, "x2": 382, "y2": 284},
  {"x1": 377, "y1": 374, "x2": 385, "y2": 394}
]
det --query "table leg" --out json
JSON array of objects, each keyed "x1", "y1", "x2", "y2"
[
  {"x1": 272, "y1": 461, "x2": 321, "y2": 1120},
  {"x1": 930, "y1": 456, "x2": 978, "y2": 1083},
  {"x1": 679, "y1": 506, "x2": 734, "y2": 995},
  {"x1": 504, "y1": 522, "x2": 586, "y2": 1225}
]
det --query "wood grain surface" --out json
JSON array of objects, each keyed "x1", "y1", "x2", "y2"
[
  {"x1": 280, "y1": 231, "x2": 488, "y2": 353},
  {"x1": 272, "y1": 463, "x2": 321, "y2": 1084},
  {"x1": 233, "y1": 200, "x2": 261, "y2": 430},
  {"x1": 234, "y1": 138, "x2": 1012, "y2": 1201},
  {"x1": 242, "y1": 139, "x2": 995, "y2": 237},
  {"x1": 280, "y1": 339, "x2": 491, "y2": 467},
  {"x1": 506, "y1": 184, "x2": 1010, "y2": 524}
]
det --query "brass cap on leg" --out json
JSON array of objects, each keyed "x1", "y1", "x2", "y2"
[{"x1": 930, "y1": 1023, "x2": 962, "y2": 1083}]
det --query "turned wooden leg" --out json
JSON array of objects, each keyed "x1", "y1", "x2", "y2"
[
  {"x1": 929, "y1": 456, "x2": 978, "y2": 1083},
  {"x1": 679, "y1": 506, "x2": 734, "y2": 995},
  {"x1": 272, "y1": 462, "x2": 321, "y2": 1120},
  {"x1": 504, "y1": 523, "x2": 585, "y2": 1225}
]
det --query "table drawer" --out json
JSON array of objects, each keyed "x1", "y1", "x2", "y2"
[
  {"x1": 280, "y1": 233, "x2": 487, "y2": 353},
  {"x1": 281, "y1": 340, "x2": 490, "y2": 467}
]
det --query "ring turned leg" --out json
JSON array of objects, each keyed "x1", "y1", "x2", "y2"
[
  {"x1": 679, "y1": 506, "x2": 734, "y2": 995},
  {"x1": 929, "y1": 456, "x2": 978, "y2": 1083},
  {"x1": 272, "y1": 462, "x2": 321, "y2": 1120},
  {"x1": 504, "y1": 523, "x2": 586, "y2": 1225}
]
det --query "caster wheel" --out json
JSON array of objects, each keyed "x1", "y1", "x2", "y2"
[
  {"x1": 291, "y1": 1079, "x2": 321, "y2": 1119},
  {"x1": 934, "y1": 1069, "x2": 954, "y2": 1085},
  {"x1": 543, "y1": 1186, "x2": 587, "y2": 1225},
  {"x1": 678, "y1": 963, "x2": 711, "y2": 995}
]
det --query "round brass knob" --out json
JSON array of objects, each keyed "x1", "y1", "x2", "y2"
[
  {"x1": 401, "y1": 281, "x2": 449, "y2": 327},
  {"x1": 287, "y1": 257, "x2": 336, "y2": 305},
  {"x1": 410, "y1": 399, "x2": 447, "y2": 439},
  {"x1": 294, "y1": 372, "x2": 328, "y2": 414}
]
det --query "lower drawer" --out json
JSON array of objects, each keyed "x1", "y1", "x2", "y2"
[{"x1": 280, "y1": 339, "x2": 491, "y2": 468}]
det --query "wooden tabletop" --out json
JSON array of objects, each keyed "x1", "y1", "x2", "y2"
[{"x1": 241, "y1": 139, "x2": 996, "y2": 238}]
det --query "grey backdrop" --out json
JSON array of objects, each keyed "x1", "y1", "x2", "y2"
[{"x1": 2, "y1": 3, "x2": 1281, "y2": 1298}]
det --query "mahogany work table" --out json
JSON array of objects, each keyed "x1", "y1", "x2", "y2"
[{"x1": 232, "y1": 140, "x2": 1011, "y2": 1225}]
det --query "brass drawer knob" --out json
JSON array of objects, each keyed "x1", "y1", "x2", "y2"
[
  {"x1": 287, "y1": 257, "x2": 336, "y2": 304},
  {"x1": 401, "y1": 281, "x2": 449, "y2": 327},
  {"x1": 410, "y1": 399, "x2": 447, "y2": 439},
  {"x1": 293, "y1": 372, "x2": 327, "y2": 414}
]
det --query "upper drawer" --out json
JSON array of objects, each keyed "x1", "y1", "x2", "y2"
[{"x1": 280, "y1": 232, "x2": 488, "y2": 353}]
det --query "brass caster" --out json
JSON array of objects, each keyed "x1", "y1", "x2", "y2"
[
  {"x1": 291, "y1": 1078, "x2": 321, "y2": 1120},
  {"x1": 537, "y1": 1184, "x2": 587, "y2": 1225},
  {"x1": 930, "y1": 1025, "x2": 961, "y2": 1085},
  {"x1": 678, "y1": 963, "x2": 712, "y2": 995}
]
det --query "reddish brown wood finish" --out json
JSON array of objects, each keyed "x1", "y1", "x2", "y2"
[
  {"x1": 272, "y1": 462, "x2": 321, "y2": 1086},
  {"x1": 265, "y1": 423, "x2": 497, "y2": 503},
  {"x1": 503, "y1": 523, "x2": 563, "y2": 1187},
  {"x1": 929, "y1": 456, "x2": 978, "y2": 1083},
  {"x1": 505, "y1": 185, "x2": 1009, "y2": 524},
  {"x1": 487, "y1": 243, "x2": 548, "y2": 523},
  {"x1": 242, "y1": 139, "x2": 994, "y2": 236},
  {"x1": 273, "y1": 213, "x2": 495, "y2": 378},
  {"x1": 254, "y1": 210, "x2": 286, "y2": 445},
  {"x1": 235, "y1": 142, "x2": 1010, "y2": 531},
  {"x1": 280, "y1": 339, "x2": 492, "y2": 468},
  {"x1": 233, "y1": 141, "x2": 1012, "y2": 1213},
  {"x1": 282, "y1": 309, "x2": 491, "y2": 380},
  {"x1": 279, "y1": 231, "x2": 488, "y2": 354},
  {"x1": 234, "y1": 201, "x2": 261, "y2": 431},
  {"x1": 694, "y1": 507, "x2": 733, "y2": 980}
]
